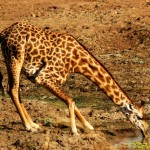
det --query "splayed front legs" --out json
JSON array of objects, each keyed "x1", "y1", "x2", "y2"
[{"x1": 35, "y1": 73, "x2": 94, "y2": 134}]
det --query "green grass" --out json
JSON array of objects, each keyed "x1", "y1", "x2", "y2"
[
  {"x1": 21, "y1": 91, "x2": 113, "y2": 110},
  {"x1": 74, "y1": 95, "x2": 113, "y2": 110},
  {"x1": 37, "y1": 118, "x2": 53, "y2": 126},
  {"x1": 131, "y1": 142, "x2": 150, "y2": 150}
]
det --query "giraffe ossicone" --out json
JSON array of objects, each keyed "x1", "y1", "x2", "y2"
[{"x1": 0, "y1": 22, "x2": 149, "y2": 141}]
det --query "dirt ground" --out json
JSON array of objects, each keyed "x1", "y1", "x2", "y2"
[{"x1": 0, "y1": 0, "x2": 150, "y2": 149}]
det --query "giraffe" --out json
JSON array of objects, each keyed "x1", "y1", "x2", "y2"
[{"x1": 0, "y1": 22, "x2": 149, "y2": 139}]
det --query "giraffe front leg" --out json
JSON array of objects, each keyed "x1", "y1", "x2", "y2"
[
  {"x1": 49, "y1": 87, "x2": 78, "y2": 134},
  {"x1": 69, "y1": 101, "x2": 78, "y2": 134},
  {"x1": 35, "y1": 76, "x2": 78, "y2": 135},
  {"x1": 74, "y1": 106, "x2": 94, "y2": 131}
]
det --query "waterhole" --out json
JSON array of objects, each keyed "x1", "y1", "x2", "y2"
[
  {"x1": 102, "y1": 122, "x2": 150, "y2": 149},
  {"x1": 113, "y1": 132, "x2": 143, "y2": 149}
]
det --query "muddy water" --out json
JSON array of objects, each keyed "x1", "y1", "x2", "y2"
[
  {"x1": 113, "y1": 133, "x2": 143, "y2": 149},
  {"x1": 102, "y1": 121, "x2": 149, "y2": 149},
  {"x1": 114, "y1": 120, "x2": 150, "y2": 149}
]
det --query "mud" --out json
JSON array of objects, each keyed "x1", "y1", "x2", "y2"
[{"x1": 0, "y1": 0, "x2": 150, "y2": 149}]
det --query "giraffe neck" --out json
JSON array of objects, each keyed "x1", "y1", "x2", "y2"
[
  {"x1": 77, "y1": 52, "x2": 132, "y2": 108},
  {"x1": 74, "y1": 50, "x2": 148, "y2": 137}
]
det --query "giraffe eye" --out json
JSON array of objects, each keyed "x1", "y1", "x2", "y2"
[{"x1": 129, "y1": 104, "x2": 133, "y2": 110}]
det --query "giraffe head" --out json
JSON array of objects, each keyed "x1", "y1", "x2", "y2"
[
  {"x1": 133, "y1": 101, "x2": 149, "y2": 135},
  {"x1": 123, "y1": 101, "x2": 149, "y2": 139}
]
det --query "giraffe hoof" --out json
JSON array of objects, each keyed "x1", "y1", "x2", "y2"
[
  {"x1": 84, "y1": 121, "x2": 94, "y2": 130},
  {"x1": 26, "y1": 123, "x2": 41, "y2": 133},
  {"x1": 73, "y1": 132, "x2": 79, "y2": 136},
  {"x1": 27, "y1": 126, "x2": 41, "y2": 133},
  {"x1": 32, "y1": 122, "x2": 40, "y2": 129},
  {"x1": 71, "y1": 127, "x2": 79, "y2": 135}
]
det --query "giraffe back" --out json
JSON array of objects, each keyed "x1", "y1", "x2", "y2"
[{"x1": 0, "y1": 22, "x2": 87, "y2": 84}]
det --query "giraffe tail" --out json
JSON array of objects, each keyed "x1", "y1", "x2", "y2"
[
  {"x1": 0, "y1": 27, "x2": 4, "y2": 43},
  {"x1": 0, "y1": 71, "x2": 5, "y2": 97},
  {"x1": 0, "y1": 33, "x2": 3, "y2": 43},
  {"x1": 0, "y1": 32, "x2": 5, "y2": 97}
]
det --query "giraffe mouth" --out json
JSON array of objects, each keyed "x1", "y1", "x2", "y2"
[{"x1": 127, "y1": 112, "x2": 149, "y2": 140}]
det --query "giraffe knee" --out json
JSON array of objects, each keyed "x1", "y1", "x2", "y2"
[{"x1": 67, "y1": 99, "x2": 75, "y2": 108}]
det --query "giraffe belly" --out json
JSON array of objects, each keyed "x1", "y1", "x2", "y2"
[{"x1": 22, "y1": 61, "x2": 68, "y2": 84}]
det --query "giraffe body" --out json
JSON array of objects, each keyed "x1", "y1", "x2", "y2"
[{"x1": 0, "y1": 22, "x2": 149, "y2": 139}]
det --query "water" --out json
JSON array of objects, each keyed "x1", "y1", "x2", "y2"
[
  {"x1": 113, "y1": 133, "x2": 143, "y2": 149},
  {"x1": 103, "y1": 122, "x2": 150, "y2": 149}
]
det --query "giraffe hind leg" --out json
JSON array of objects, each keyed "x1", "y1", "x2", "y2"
[{"x1": 6, "y1": 57, "x2": 40, "y2": 132}]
